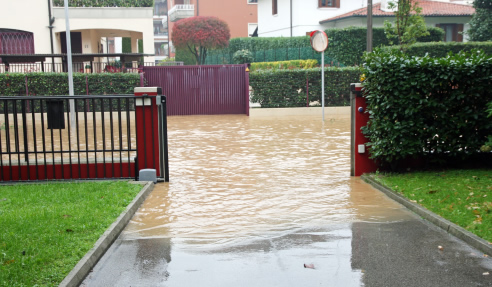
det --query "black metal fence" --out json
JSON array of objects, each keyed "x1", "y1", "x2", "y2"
[
  {"x1": 0, "y1": 61, "x2": 184, "y2": 74},
  {"x1": 0, "y1": 95, "x2": 140, "y2": 181}
]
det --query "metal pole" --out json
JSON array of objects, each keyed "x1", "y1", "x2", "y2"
[
  {"x1": 321, "y1": 51, "x2": 325, "y2": 122},
  {"x1": 290, "y1": 0, "x2": 293, "y2": 37},
  {"x1": 64, "y1": 0, "x2": 75, "y2": 132},
  {"x1": 367, "y1": 0, "x2": 373, "y2": 52},
  {"x1": 48, "y1": 0, "x2": 55, "y2": 72}
]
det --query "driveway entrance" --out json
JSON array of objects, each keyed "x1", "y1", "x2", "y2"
[{"x1": 82, "y1": 115, "x2": 492, "y2": 287}]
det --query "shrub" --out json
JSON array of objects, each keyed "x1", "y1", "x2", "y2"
[
  {"x1": 233, "y1": 50, "x2": 254, "y2": 64},
  {"x1": 467, "y1": 0, "x2": 492, "y2": 41},
  {"x1": 362, "y1": 49, "x2": 492, "y2": 167},
  {"x1": 172, "y1": 16, "x2": 230, "y2": 65},
  {"x1": 175, "y1": 48, "x2": 197, "y2": 65},
  {"x1": 249, "y1": 67, "x2": 361, "y2": 107},
  {"x1": 379, "y1": 41, "x2": 492, "y2": 57},
  {"x1": 250, "y1": 59, "x2": 318, "y2": 71},
  {"x1": 0, "y1": 73, "x2": 141, "y2": 96}
]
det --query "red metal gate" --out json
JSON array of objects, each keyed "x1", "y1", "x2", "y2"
[{"x1": 143, "y1": 64, "x2": 249, "y2": 116}]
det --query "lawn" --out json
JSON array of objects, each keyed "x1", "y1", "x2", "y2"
[
  {"x1": 0, "y1": 181, "x2": 143, "y2": 286},
  {"x1": 371, "y1": 169, "x2": 492, "y2": 243}
]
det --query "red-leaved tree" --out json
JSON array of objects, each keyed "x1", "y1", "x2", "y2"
[{"x1": 172, "y1": 16, "x2": 230, "y2": 65}]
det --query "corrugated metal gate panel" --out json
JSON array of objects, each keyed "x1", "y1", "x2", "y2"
[{"x1": 143, "y1": 65, "x2": 248, "y2": 116}]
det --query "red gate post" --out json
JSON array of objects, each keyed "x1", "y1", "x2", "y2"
[
  {"x1": 134, "y1": 87, "x2": 161, "y2": 178},
  {"x1": 245, "y1": 63, "x2": 250, "y2": 116},
  {"x1": 351, "y1": 83, "x2": 378, "y2": 176}
]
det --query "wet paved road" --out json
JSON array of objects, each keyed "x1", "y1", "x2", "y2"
[{"x1": 82, "y1": 115, "x2": 492, "y2": 287}]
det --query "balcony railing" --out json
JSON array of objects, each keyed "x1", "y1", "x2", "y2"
[
  {"x1": 53, "y1": 0, "x2": 153, "y2": 7},
  {"x1": 168, "y1": 4, "x2": 194, "y2": 22}
]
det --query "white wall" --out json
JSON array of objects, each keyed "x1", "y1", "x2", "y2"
[
  {"x1": 0, "y1": 0, "x2": 52, "y2": 54},
  {"x1": 53, "y1": 7, "x2": 155, "y2": 61},
  {"x1": 258, "y1": 0, "x2": 376, "y2": 37}
]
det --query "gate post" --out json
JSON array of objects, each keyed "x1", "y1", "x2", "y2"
[
  {"x1": 350, "y1": 83, "x2": 377, "y2": 176},
  {"x1": 134, "y1": 87, "x2": 161, "y2": 179}
]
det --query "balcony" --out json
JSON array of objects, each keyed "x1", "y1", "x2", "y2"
[{"x1": 168, "y1": 4, "x2": 194, "y2": 22}]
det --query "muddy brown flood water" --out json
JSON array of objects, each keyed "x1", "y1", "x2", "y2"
[
  {"x1": 83, "y1": 115, "x2": 492, "y2": 287},
  {"x1": 123, "y1": 115, "x2": 411, "y2": 245}
]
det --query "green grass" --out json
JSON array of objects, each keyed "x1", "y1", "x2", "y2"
[
  {"x1": 372, "y1": 169, "x2": 492, "y2": 243},
  {"x1": 0, "y1": 181, "x2": 143, "y2": 286}
]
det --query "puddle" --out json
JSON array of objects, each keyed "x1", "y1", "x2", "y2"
[{"x1": 122, "y1": 115, "x2": 412, "y2": 245}]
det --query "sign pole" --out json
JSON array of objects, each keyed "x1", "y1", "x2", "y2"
[
  {"x1": 64, "y1": 0, "x2": 75, "y2": 132},
  {"x1": 321, "y1": 51, "x2": 325, "y2": 122},
  {"x1": 310, "y1": 30, "x2": 328, "y2": 122}
]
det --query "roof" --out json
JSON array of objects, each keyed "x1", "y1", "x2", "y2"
[{"x1": 319, "y1": 0, "x2": 475, "y2": 24}]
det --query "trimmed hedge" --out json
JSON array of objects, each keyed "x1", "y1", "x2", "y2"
[
  {"x1": 324, "y1": 26, "x2": 444, "y2": 66},
  {"x1": 122, "y1": 38, "x2": 132, "y2": 53},
  {"x1": 250, "y1": 60, "x2": 318, "y2": 71},
  {"x1": 362, "y1": 49, "x2": 492, "y2": 167},
  {"x1": 203, "y1": 26, "x2": 444, "y2": 66},
  {"x1": 249, "y1": 67, "x2": 361, "y2": 107},
  {"x1": 0, "y1": 73, "x2": 141, "y2": 96},
  {"x1": 379, "y1": 41, "x2": 492, "y2": 57}
]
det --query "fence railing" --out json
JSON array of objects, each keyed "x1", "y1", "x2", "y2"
[
  {"x1": 0, "y1": 61, "x2": 184, "y2": 74},
  {"x1": 0, "y1": 62, "x2": 145, "y2": 74},
  {"x1": 0, "y1": 95, "x2": 139, "y2": 181}
]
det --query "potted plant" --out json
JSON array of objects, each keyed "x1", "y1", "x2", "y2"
[{"x1": 85, "y1": 64, "x2": 91, "y2": 73}]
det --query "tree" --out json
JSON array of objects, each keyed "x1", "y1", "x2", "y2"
[
  {"x1": 466, "y1": 0, "x2": 492, "y2": 41},
  {"x1": 383, "y1": 0, "x2": 429, "y2": 50},
  {"x1": 172, "y1": 16, "x2": 230, "y2": 65}
]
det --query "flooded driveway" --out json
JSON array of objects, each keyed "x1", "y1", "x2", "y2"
[{"x1": 82, "y1": 115, "x2": 492, "y2": 287}]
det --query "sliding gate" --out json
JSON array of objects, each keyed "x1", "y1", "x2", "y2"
[
  {"x1": 143, "y1": 64, "x2": 249, "y2": 116},
  {"x1": 0, "y1": 88, "x2": 168, "y2": 182}
]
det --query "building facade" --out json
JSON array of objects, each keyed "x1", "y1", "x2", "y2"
[
  {"x1": 0, "y1": 0, "x2": 154, "y2": 71},
  {"x1": 257, "y1": 0, "x2": 474, "y2": 42}
]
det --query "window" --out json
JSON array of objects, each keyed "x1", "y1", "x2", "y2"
[
  {"x1": 154, "y1": 42, "x2": 169, "y2": 56},
  {"x1": 154, "y1": 0, "x2": 168, "y2": 16},
  {"x1": 0, "y1": 29, "x2": 35, "y2": 54},
  {"x1": 248, "y1": 23, "x2": 258, "y2": 37},
  {"x1": 319, "y1": 0, "x2": 339, "y2": 8},
  {"x1": 272, "y1": 0, "x2": 278, "y2": 14},
  {"x1": 153, "y1": 19, "x2": 168, "y2": 36},
  {"x1": 436, "y1": 24, "x2": 463, "y2": 42}
]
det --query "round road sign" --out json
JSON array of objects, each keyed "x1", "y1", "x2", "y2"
[{"x1": 310, "y1": 30, "x2": 329, "y2": 52}]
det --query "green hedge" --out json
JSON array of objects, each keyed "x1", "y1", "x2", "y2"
[
  {"x1": 362, "y1": 50, "x2": 492, "y2": 167},
  {"x1": 379, "y1": 41, "x2": 492, "y2": 57},
  {"x1": 324, "y1": 26, "x2": 444, "y2": 66},
  {"x1": 53, "y1": 0, "x2": 153, "y2": 7},
  {"x1": 203, "y1": 27, "x2": 444, "y2": 66},
  {"x1": 206, "y1": 47, "x2": 344, "y2": 66},
  {"x1": 122, "y1": 38, "x2": 132, "y2": 53},
  {"x1": 250, "y1": 60, "x2": 318, "y2": 71},
  {"x1": 0, "y1": 73, "x2": 141, "y2": 96},
  {"x1": 250, "y1": 67, "x2": 361, "y2": 107}
]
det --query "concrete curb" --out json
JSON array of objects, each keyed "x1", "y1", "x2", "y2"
[
  {"x1": 59, "y1": 181, "x2": 154, "y2": 287},
  {"x1": 362, "y1": 174, "x2": 492, "y2": 256}
]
